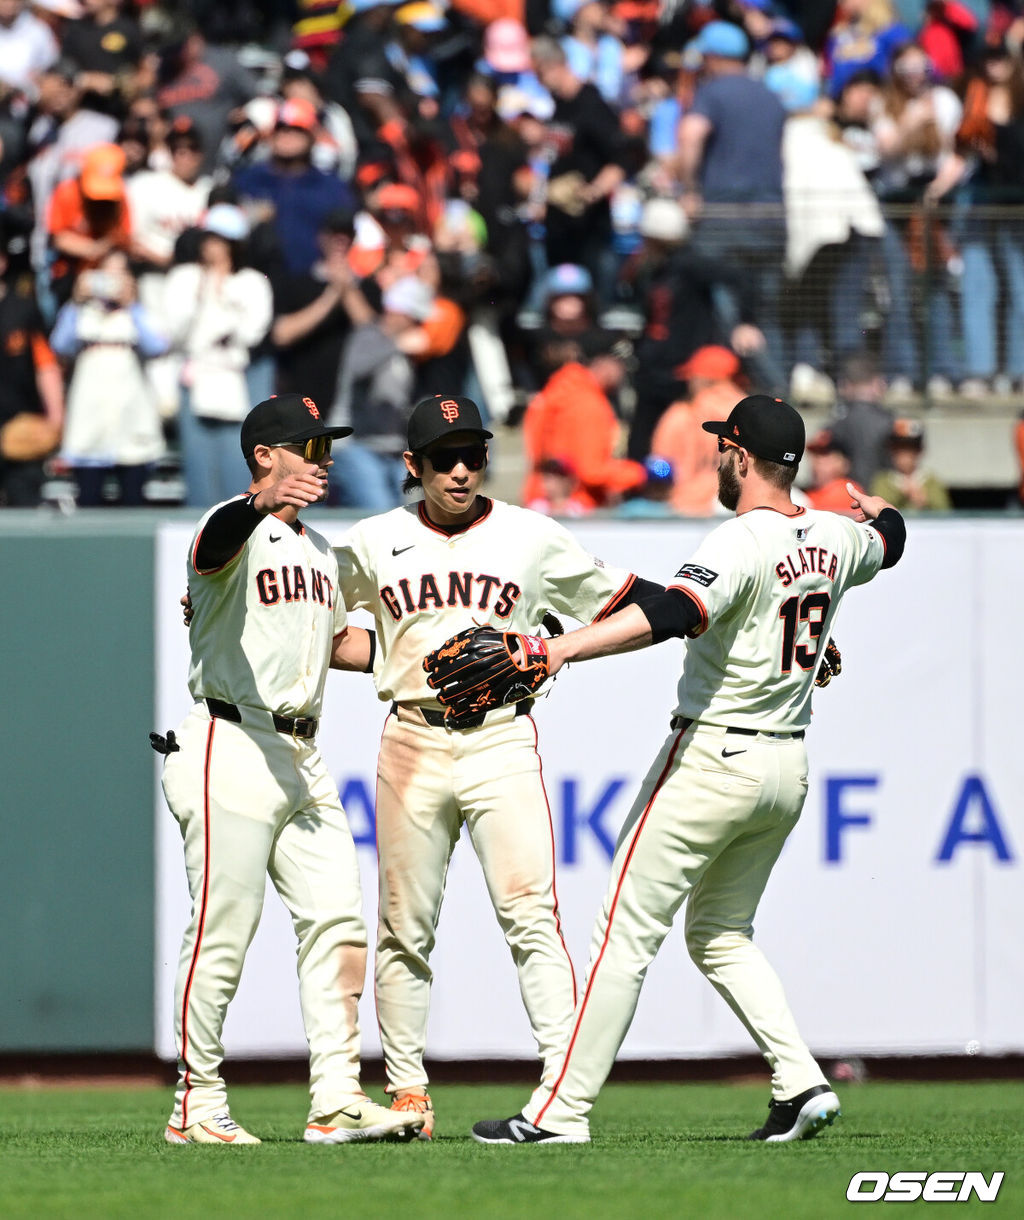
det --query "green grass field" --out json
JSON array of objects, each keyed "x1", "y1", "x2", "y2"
[{"x1": 0, "y1": 1081, "x2": 1020, "y2": 1218}]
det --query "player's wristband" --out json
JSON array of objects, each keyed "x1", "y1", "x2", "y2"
[
  {"x1": 874, "y1": 507, "x2": 906, "y2": 569},
  {"x1": 365, "y1": 630, "x2": 377, "y2": 674}
]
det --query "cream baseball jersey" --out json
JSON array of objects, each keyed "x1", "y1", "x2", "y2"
[
  {"x1": 187, "y1": 498, "x2": 347, "y2": 717},
  {"x1": 335, "y1": 498, "x2": 636, "y2": 706},
  {"x1": 668, "y1": 506, "x2": 885, "y2": 731}
]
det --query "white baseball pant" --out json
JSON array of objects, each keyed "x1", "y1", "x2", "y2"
[
  {"x1": 524, "y1": 720, "x2": 828, "y2": 1135},
  {"x1": 374, "y1": 704, "x2": 577, "y2": 1091},
  {"x1": 162, "y1": 703, "x2": 368, "y2": 1128}
]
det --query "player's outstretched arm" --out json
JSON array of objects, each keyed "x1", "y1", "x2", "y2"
[{"x1": 548, "y1": 589, "x2": 702, "y2": 675}]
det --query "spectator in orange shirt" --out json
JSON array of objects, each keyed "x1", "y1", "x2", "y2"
[
  {"x1": 650, "y1": 344, "x2": 744, "y2": 516},
  {"x1": 521, "y1": 329, "x2": 645, "y2": 510},
  {"x1": 46, "y1": 142, "x2": 132, "y2": 309},
  {"x1": 804, "y1": 429, "x2": 864, "y2": 518},
  {"x1": 1015, "y1": 410, "x2": 1024, "y2": 509}
]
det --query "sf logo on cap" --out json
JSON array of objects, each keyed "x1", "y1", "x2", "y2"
[
  {"x1": 440, "y1": 399, "x2": 460, "y2": 423},
  {"x1": 303, "y1": 396, "x2": 320, "y2": 420}
]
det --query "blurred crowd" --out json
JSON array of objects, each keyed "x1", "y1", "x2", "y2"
[{"x1": 0, "y1": 0, "x2": 1022, "y2": 512}]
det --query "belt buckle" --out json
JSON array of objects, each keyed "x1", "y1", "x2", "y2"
[{"x1": 291, "y1": 717, "x2": 316, "y2": 739}]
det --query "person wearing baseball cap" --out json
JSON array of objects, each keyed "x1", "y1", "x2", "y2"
[
  {"x1": 159, "y1": 385, "x2": 430, "y2": 1148},
  {"x1": 869, "y1": 418, "x2": 951, "y2": 511},
  {"x1": 647, "y1": 347, "x2": 745, "y2": 516},
  {"x1": 47, "y1": 142, "x2": 133, "y2": 304},
  {"x1": 332, "y1": 398, "x2": 659, "y2": 1141},
  {"x1": 701, "y1": 394, "x2": 806, "y2": 470},
  {"x1": 802, "y1": 425, "x2": 862, "y2": 517},
  {"x1": 240, "y1": 392, "x2": 353, "y2": 463},
  {"x1": 233, "y1": 87, "x2": 354, "y2": 275},
  {"x1": 471, "y1": 392, "x2": 908, "y2": 1149}
]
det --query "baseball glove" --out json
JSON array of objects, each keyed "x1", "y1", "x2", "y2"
[
  {"x1": 423, "y1": 626, "x2": 550, "y2": 727},
  {"x1": 814, "y1": 639, "x2": 842, "y2": 688}
]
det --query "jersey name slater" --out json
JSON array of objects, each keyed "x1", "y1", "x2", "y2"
[
  {"x1": 775, "y1": 546, "x2": 839, "y2": 587},
  {"x1": 379, "y1": 571, "x2": 521, "y2": 622}
]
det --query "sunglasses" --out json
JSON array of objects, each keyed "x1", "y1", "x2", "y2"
[
  {"x1": 717, "y1": 436, "x2": 743, "y2": 454},
  {"x1": 273, "y1": 436, "x2": 333, "y2": 463},
  {"x1": 424, "y1": 444, "x2": 487, "y2": 473}
]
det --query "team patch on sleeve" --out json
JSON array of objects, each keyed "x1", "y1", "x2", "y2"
[{"x1": 675, "y1": 563, "x2": 719, "y2": 587}]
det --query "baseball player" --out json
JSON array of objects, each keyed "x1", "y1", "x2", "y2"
[
  {"x1": 329, "y1": 394, "x2": 667, "y2": 1139},
  {"x1": 157, "y1": 393, "x2": 424, "y2": 1146},
  {"x1": 470, "y1": 395, "x2": 906, "y2": 1144}
]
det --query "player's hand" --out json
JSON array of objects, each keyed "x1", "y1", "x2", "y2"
[
  {"x1": 846, "y1": 483, "x2": 893, "y2": 523},
  {"x1": 181, "y1": 589, "x2": 194, "y2": 627},
  {"x1": 254, "y1": 472, "x2": 328, "y2": 513}
]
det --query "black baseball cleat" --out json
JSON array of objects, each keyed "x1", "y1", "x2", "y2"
[
  {"x1": 472, "y1": 1113, "x2": 590, "y2": 1145},
  {"x1": 747, "y1": 1084, "x2": 841, "y2": 1142}
]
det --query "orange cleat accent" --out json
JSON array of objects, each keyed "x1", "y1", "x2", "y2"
[{"x1": 391, "y1": 1089, "x2": 435, "y2": 1141}]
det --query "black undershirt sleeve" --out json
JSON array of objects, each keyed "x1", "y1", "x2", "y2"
[
  {"x1": 638, "y1": 588, "x2": 703, "y2": 645},
  {"x1": 617, "y1": 576, "x2": 666, "y2": 606},
  {"x1": 873, "y1": 507, "x2": 906, "y2": 569},
  {"x1": 193, "y1": 495, "x2": 264, "y2": 573},
  {"x1": 364, "y1": 629, "x2": 377, "y2": 674}
]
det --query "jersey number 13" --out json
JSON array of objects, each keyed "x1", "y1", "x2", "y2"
[{"x1": 778, "y1": 592, "x2": 831, "y2": 673}]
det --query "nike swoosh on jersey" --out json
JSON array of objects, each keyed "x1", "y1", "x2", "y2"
[
  {"x1": 721, "y1": 748, "x2": 747, "y2": 758},
  {"x1": 269, "y1": 534, "x2": 281, "y2": 543},
  {"x1": 392, "y1": 545, "x2": 415, "y2": 556}
]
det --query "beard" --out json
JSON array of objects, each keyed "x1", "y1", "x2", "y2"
[{"x1": 718, "y1": 455, "x2": 740, "y2": 510}]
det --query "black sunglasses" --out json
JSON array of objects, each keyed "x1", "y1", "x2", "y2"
[
  {"x1": 424, "y1": 444, "x2": 487, "y2": 473},
  {"x1": 717, "y1": 436, "x2": 743, "y2": 454},
  {"x1": 272, "y1": 436, "x2": 333, "y2": 463}
]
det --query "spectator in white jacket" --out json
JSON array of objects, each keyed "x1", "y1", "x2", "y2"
[
  {"x1": 780, "y1": 78, "x2": 885, "y2": 404},
  {"x1": 161, "y1": 203, "x2": 272, "y2": 506},
  {"x1": 51, "y1": 250, "x2": 168, "y2": 506}
]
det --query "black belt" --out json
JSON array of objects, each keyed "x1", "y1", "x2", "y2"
[
  {"x1": 206, "y1": 697, "x2": 318, "y2": 740},
  {"x1": 670, "y1": 716, "x2": 804, "y2": 740},
  {"x1": 391, "y1": 700, "x2": 533, "y2": 730}
]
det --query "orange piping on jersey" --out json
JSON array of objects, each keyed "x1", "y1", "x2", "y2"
[
  {"x1": 593, "y1": 573, "x2": 637, "y2": 622},
  {"x1": 665, "y1": 584, "x2": 708, "y2": 636},
  {"x1": 739, "y1": 504, "x2": 806, "y2": 517},
  {"x1": 180, "y1": 718, "x2": 216, "y2": 1129},
  {"x1": 416, "y1": 497, "x2": 493, "y2": 538},
  {"x1": 534, "y1": 723, "x2": 689, "y2": 1128},
  {"x1": 528, "y1": 712, "x2": 578, "y2": 1009}
]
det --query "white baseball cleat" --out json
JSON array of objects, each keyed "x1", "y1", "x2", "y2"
[
  {"x1": 165, "y1": 1111, "x2": 262, "y2": 1145},
  {"x1": 304, "y1": 1098, "x2": 425, "y2": 1144},
  {"x1": 747, "y1": 1085, "x2": 841, "y2": 1142}
]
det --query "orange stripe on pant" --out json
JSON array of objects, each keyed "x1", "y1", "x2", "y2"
[
  {"x1": 179, "y1": 720, "x2": 216, "y2": 1129},
  {"x1": 534, "y1": 722, "x2": 688, "y2": 1127}
]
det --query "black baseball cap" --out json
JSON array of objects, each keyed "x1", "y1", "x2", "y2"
[
  {"x1": 702, "y1": 395, "x2": 805, "y2": 467},
  {"x1": 407, "y1": 395, "x2": 493, "y2": 452},
  {"x1": 240, "y1": 394, "x2": 353, "y2": 457}
]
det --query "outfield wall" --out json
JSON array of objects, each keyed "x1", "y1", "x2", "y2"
[
  {"x1": 153, "y1": 517, "x2": 1024, "y2": 1063},
  {"x1": 2, "y1": 514, "x2": 1020, "y2": 1059}
]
